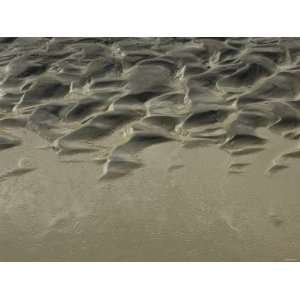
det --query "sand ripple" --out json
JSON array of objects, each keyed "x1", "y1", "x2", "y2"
[{"x1": 2, "y1": 37, "x2": 300, "y2": 178}]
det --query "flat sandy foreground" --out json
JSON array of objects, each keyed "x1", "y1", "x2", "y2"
[{"x1": 0, "y1": 37, "x2": 300, "y2": 261}]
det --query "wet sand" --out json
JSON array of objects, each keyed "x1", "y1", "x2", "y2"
[{"x1": 1, "y1": 37, "x2": 300, "y2": 261}]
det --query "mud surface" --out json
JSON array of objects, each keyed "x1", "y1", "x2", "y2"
[{"x1": 1, "y1": 37, "x2": 300, "y2": 261}]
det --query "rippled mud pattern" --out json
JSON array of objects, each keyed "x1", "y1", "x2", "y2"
[
  {"x1": 2, "y1": 37, "x2": 300, "y2": 177},
  {"x1": 2, "y1": 37, "x2": 300, "y2": 261}
]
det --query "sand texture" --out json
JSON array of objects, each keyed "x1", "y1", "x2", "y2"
[{"x1": 1, "y1": 37, "x2": 300, "y2": 261}]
